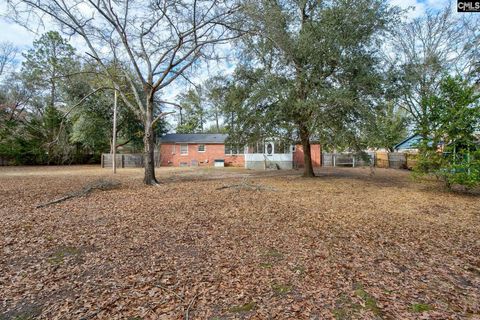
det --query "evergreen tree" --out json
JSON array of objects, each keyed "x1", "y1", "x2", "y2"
[
  {"x1": 236, "y1": 0, "x2": 398, "y2": 176},
  {"x1": 176, "y1": 87, "x2": 208, "y2": 134},
  {"x1": 22, "y1": 31, "x2": 77, "y2": 108}
]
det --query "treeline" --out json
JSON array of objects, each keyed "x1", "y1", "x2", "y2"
[
  {"x1": 1, "y1": 0, "x2": 479, "y2": 188},
  {"x1": 0, "y1": 32, "x2": 165, "y2": 165}
]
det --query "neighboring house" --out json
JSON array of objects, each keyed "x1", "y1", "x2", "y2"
[
  {"x1": 393, "y1": 134, "x2": 423, "y2": 152},
  {"x1": 393, "y1": 133, "x2": 480, "y2": 153},
  {"x1": 394, "y1": 134, "x2": 445, "y2": 153},
  {"x1": 158, "y1": 133, "x2": 321, "y2": 169}
]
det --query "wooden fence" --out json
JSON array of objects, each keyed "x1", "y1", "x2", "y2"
[
  {"x1": 101, "y1": 152, "x2": 160, "y2": 168},
  {"x1": 375, "y1": 152, "x2": 417, "y2": 169},
  {"x1": 322, "y1": 152, "x2": 417, "y2": 170}
]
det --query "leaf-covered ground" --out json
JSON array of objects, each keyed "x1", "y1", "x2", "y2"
[{"x1": 0, "y1": 165, "x2": 479, "y2": 319}]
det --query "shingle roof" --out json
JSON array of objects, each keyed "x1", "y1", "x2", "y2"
[
  {"x1": 160, "y1": 133, "x2": 228, "y2": 144},
  {"x1": 394, "y1": 134, "x2": 422, "y2": 150}
]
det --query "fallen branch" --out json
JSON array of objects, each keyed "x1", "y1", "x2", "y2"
[
  {"x1": 156, "y1": 284, "x2": 185, "y2": 302},
  {"x1": 155, "y1": 284, "x2": 197, "y2": 319},
  {"x1": 36, "y1": 179, "x2": 120, "y2": 208},
  {"x1": 185, "y1": 294, "x2": 198, "y2": 320}
]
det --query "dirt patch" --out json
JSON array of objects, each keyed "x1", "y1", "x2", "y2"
[{"x1": 0, "y1": 166, "x2": 479, "y2": 319}]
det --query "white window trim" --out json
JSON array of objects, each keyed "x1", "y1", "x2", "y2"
[
  {"x1": 172, "y1": 144, "x2": 176, "y2": 154},
  {"x1": 198, "y1": 144, "x2": 206, "y2": 152},
  {"x1": 180, "y1": 143, "x2": 188, "y2": 156}
]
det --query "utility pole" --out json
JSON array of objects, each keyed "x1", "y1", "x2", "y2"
[{"x1": 112, "y1": 89, "x2": 117, "y2": 174}]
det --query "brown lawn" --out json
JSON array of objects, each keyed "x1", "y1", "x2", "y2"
[{"x1": 0, "y1": 165, "x2": 479, "y2": 319}]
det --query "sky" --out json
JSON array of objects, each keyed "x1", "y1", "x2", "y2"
[
  {"x1": 0, "y1": 0, "x2": 455, "y2": 49},
  {"x1": 0, "y1": 0, "x2": 460, "y2": 128},
  {"x1": 391, "y1": 0, "x2": 451, "y2": 18}
]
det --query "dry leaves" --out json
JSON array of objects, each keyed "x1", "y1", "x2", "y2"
[{"x1": 0, "y1": 166, "x2": 479, "y2": 319}]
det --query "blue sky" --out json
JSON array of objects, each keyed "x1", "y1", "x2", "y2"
[
  {"x1": 392, "y1": 0, "x2": 451, "y2": 17},
  {"x1": 0, "y1": 0, "x2": 456, "y2": 52}
]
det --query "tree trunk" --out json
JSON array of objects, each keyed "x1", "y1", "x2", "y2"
[
  {"x1": 299, "y1": 123, "x2": 315, "y2": 177},
  {"x1": 51, "y1": 80, "x2": 55, "y2": 108},
  {"x1": 143, "y1": 95, "x2": 158, "y2": 185}
]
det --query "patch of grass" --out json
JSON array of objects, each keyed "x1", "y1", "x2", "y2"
[
  {"x1": 333, "y1": 307, "x2": 354, "y2": 320},
  {"x1": 333, "y1": 308, "x2": 348, "y2": 320},
  {"x1": 264, "y1": 248, "x2": 283, "y2": 260},
  {"x1": 260, "y1": 248, "x2": 283, "y2": 269},
  {"x1": 229, "y1": 302, "x2": 256, "y2": 313},
  {"x1": 11, "y1": 316, "x2": 35, "y2": 320},
  {"x1": 333, "y1": 294, "x2": 361, "y2": 320},
  {"x1": 48, "y1": 246, "x2": 80, "y2": 264},
  {"x1": 411, "y1": 303, "x2": 432, "y2": 313},
  {"x1": 0, "y1": 302, "x2": 42, "y2": 320},
  {"x1": 353, "y1": 284, "x2": 382, "y2": 316},
  {"x1": 271, "y1": 283, "x2": 292, "y2": 295}
]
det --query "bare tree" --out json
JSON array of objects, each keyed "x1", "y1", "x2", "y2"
[
  {"x1": 6, "y1": 0, "x2": 242, "y2": 184},
  {"x1": 386, "y1": 4, "x2": 479, "y2": 137},
  {"x1": 0, "y1": 41, "x2": 18, "y2": 76},
  {"x1": 0, "y1": 74, "x2": 32, "y2": 122}
]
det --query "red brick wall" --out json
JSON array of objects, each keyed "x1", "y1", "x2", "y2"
[
  {"x1": 159, "y1": 143, "x2": 245, "y2": 167},
  {"x1": 293, "y1": 144, "x2": 321, "y2": 168}
]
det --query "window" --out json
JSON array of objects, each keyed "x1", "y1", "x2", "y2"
[
  {"x1": 274, "y1": 141, "x2": 290, "y2": 154},
  {"x1": 198, "y1": 144, "x2": 206, "y2": 152},
  {"x1": 250, "y1": 140, "x2": 291, "y2": 154},
  {"x1": 172, "y1": 144, "x2": 176, "y2": 154},
  {"x1": 225, "y1": 145, "x2": 245, "y2": 155},
  {"x1": 252, "y1": 142, "x2": 265, "y2": 154},
  {"x1": 180, "y1": 144, "x2": 188, "y2": 155}
]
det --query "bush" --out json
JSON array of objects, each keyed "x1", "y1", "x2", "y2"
[
  {"x1": 441, "y1": 150, "x2": 480, "y2": 189},
  {"x1": 414, "y1": 76, "x2": 480, "y2": 190}
]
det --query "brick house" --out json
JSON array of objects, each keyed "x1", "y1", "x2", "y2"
[{"x1": 159, "y1": 133, "x2": 321, "y2": 169}]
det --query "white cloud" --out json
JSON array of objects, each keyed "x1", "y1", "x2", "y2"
[
  {"x1": 0, "y1": 20, "x2": 35, "y2": 48},
  {"x1": 389, "y1": 0, "x2": 426, "y2": 20}
]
